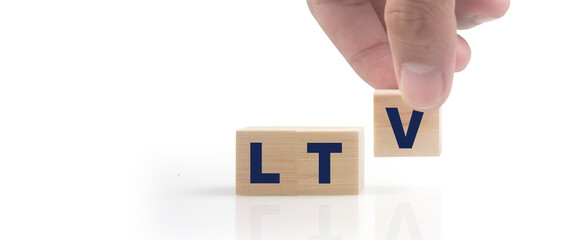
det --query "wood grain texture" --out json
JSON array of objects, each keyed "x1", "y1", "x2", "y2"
[
  {"x1": 297, "y1": 128, "x2": 364, "y2": 195},
  {"x1": 236, "y1": 127, "x2": 364, "y2": 195},
  {"x1": 236, "y1": 128, "x2": 298, "y2": 195},
  {"x1": 374, "y1": 90, "x2": 441, "y2": 157}
]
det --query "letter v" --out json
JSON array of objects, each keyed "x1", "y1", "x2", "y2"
[{"x1": 385, "y1": 108, "x2": 424, "y2": 149}]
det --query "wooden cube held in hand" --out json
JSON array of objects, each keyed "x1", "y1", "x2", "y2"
[{"x1": 374, "y1": 90, "x2": 441, "y2": 157}]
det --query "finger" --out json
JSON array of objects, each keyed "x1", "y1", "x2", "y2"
[
  {"x1": 385, "y1": 0, "x2": 457, "y2": 111},
  {"x1": 307, "y1": 0, "x2": 397, "y2": 89},
  {"x1": 456, "y1": 34, "x2": 471, "y2": 72},
  {"x1": 370, "y1": 0, "x2": 471, "y2": 72},
  {"x1": 370, "y1": 0, "x2": 509, "y2": 31},
  {"x1": 456, "y1": 0, "x2": 510, "y2": 29},
  {"x1": 369, "y1": 0, "x2": 388, "y2": 30}
]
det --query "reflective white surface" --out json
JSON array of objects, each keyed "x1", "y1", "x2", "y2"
[{"x1": 155, "y1": 180, "x2": 440, "y2": 240}]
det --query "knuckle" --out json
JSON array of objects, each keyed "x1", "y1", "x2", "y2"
[
  {"x1": 310, "y1": 0, "x2": 369, "y2": 8},
  {"x1": 385, "y1": 0, "x2": 452, "y2": 37},
  {"x1": 385, "y1": 1, "x2": 435, "y2": 35}
]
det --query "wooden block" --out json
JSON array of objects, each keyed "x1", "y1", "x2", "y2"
[
  {"x1": 374, "y1": 90, "x2": 441, "y2": 156},
  {"x1": 236, "y1": 127, "x2": 298, "y2": 195},
  {"x1": 297, "y1": 128, "x2": 364, "y2": 195},
  {"x1": 236, "y1": 127, "x2": 364, "y2": 195}
]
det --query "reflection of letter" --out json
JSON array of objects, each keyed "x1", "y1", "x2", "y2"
[
  {"x1": 386, "y1": 202, "x2": 423, "y2": 240},
  {"x1": 250, "y1": 205, "x2": 280, "y2": 240},
  {"x1": 250, "y1": 143, "x2": 280, "y2": 183},
  {"x1": 308, "y1": 206, "x2": 341, "y2": 240}
]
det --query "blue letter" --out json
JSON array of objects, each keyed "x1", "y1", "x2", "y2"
[
  {"x1": 385, "y1": 108, "x2": 424, "y2": 149},
  {"x1": 250, "y1": 143, "x2": 280, "y2": 184},
  {"x1": 307, "y1": 143, "x2": 342, "y2": 184}
]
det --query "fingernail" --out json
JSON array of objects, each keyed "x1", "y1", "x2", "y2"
[
  {"x1": 400, "y1": 62, "x2": 444, "y2": 109},
  {"x1": 458, "y1": 14, "x2": 497, "y2": 29},
  {"x1": 471, "y1": 14, "x2": 496, "y2": 25}
]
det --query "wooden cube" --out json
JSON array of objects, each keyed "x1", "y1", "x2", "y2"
[
  {"x1": 236, "y1": 128, "x2": 298, "y2": 195},
  {"x1": 374, "y1": 90, "x2": 441, "y2": 157},
  {"x1": 297, "y1": 128, "x2": 364, "y2": 195},
  {"x1": 236, "y1": 127, "x2": 364, "y2": 195}
]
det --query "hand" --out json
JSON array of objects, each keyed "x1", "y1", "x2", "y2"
[{"x1": 308, "y1": 0, "x2": 509, "y2": 110}]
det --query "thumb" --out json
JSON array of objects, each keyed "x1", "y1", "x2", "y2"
[{"x1": 385, "y1": 0, "x2": 456, "y2": 111}]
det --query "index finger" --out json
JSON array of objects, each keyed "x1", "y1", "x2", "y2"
[{"x1": 308, "y1": 0, "x2": 397, "y2": 89}]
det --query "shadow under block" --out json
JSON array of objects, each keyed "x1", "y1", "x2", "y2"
[
  {"x1": 374, "y1": 90, "x2": 441, "y2": 157},
  {"x1": 236, "y1": 127, "x2": 364, "y2": 195}
]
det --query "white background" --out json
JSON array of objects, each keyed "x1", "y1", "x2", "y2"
[{"x1": 1, "y1": 1, "x2": 569, "y2": 239}]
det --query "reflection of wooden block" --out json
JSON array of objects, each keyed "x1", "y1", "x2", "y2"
[
  {"x1": 236, "y1": 128, "x2": 298, "y2": 195},
  {"x1": 375, "y1": 187, "x2": 441, "y2": 240},
  {"x1": 374, "y1": 90, "x2": 441, "y2": 157},
  {"x1": 236, "y1": 127, "x2": 364, "y2": 195}
]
